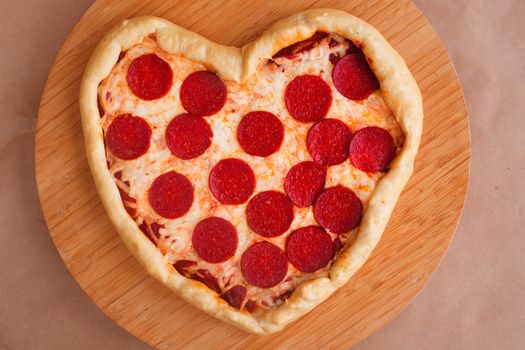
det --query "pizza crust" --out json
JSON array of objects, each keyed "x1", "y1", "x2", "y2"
[{"x1": 79, "y1": 8, "x2": 423, "y2": 334}]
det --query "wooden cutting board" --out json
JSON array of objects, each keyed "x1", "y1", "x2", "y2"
[{"x1": 35, "y1": 0, "x2": 470, "y2": 348}]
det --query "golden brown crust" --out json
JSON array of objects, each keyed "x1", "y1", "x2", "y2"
[{"x1": 79, "y1": 9, "x2": 423, "y2": 334}]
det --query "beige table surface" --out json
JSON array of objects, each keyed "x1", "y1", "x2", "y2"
[{"x1": 1, "y1": 0, "x2": 524, "y2": 349}]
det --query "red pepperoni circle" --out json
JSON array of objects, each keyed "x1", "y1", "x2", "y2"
[
  {"x1": 246, "y1": 191, "x2": 294, "y2": 237},
  {"x1": 285, "y1": 75, "x2": 332, "y2": 122},
  {"x1": 127, "y1": 54, "x2": 173, "y2": 100},
  {"x1": 307, "y1": 119, "x2": 352, "y2": 166},
  {"x1": 209, "y1": 158, "x2": 255, "y2": 205},
  {"x1": 349, "y1": 127, "x2": 396, "y2": 173},
  {"x1": 166, "y1": 113, "x2": 212, "y2": 160},
  {"x1": 241, "y1": 241, "x2": 288, "y2": 288},
  {"x1": 286, "y1": 226, "x2": 333, "y2": 273},
  {"x1": 106, "y1": 115, "x2": 151, "y2": 160},
  {"x1": 313, "y1": 186, "x2": 362, "y2": 234},
  {"x1": 148, "y1": 171, "x2": 194, "y2": 219},
  {"x1": 237, "y1": 111, "x2": 284, "y2": 157},
  {"x1": 180, "y1": 71, "x2": 227, "y2": 116},
  {"x1": 192, "y1": 217, "x2": 237, "y2": 263},
  {"x1": 284, "y1": 161, "x2": 326, "y2": 207},
  {"x1": 332, "y1": 53, "x2": 379, "y2": 101}
]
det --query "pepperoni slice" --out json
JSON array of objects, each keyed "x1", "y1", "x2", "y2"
[
  {"x1": 245, "y1": 299, "x2": 257, "y2": 312},
  {"x1": 329, "y1": 39, "x2": 360, "y2": 66},
  {"x1": 307, "y1": 119, "x2": 352, "y2": 166},
  {"x1": 221, "y1": 285, "x2": 247, "y2": 309},
  {"x1": 237, "y1": 111, "x2": 284, "y2": 157},
  {"x1": 349, "y1": 127, "x2": 397, "y2": 173},
  {"x1": 173, "y1": 261, "x2": 222, "y2": 294},
  {"x1": 313, "y1": 186, "x2": 362, "y2": 234},
  {"x1": 165, "y1": 113, "x2": 212, "y2": 160},
  {"x1": 344, "y1": 38, "x2": 361, "y2": 54},
  {"x1": 127, "y1": 54, "x2": 173, "y2": 100},
  {"x1": 173, "y1": 260, "x2": 197, "y2": 275},
  {"x1": 191, "y1": 269, "x2": 221, "y2": 294},
  {"x1": 139, "y1": 222, "x2": 159, "y2": 245},
  {"x1": 148, "y1": 171, "x2": 193, "y2": 219},
  {"x1": 97, "y1": 95, "x2": 104, "y2": 118},
  {"x1": 284, "y1": 161, "x2": 326, "y2": 207},
  {"x1": 241, "y1": 242, "x2": 288, "y2": 288},
  {"x1": 286, "y1": 226, "x2": 333, "y2": 273},
  {"x1": 209, "y1": 159, "x2": 255, "y2": 204},
  {"x1": 246, "y1": 191, "x2": 294, "y2": 237},
  {"x1": 106, "y1": 115, "x2": 151, "y2": 160},
  {"x1": 180, "y1": 71, "x2": 227, "y2": 116},
  {"x1": 333, "y1": 236, "x2": 344, "y2": 254},
  {"x1": 192, "y1": 217, "x2": 237, "y2": 263},
  {"x1": 332, "y1": 53, "x2": 379, "y2": 101},
  {"x1": 285, "y1": 75, "x2": 332, "y2": 123},
  {"x1": 328, "y1": 37, "x2": 340, "y2": 48},
  {"x1": 273, "y1": 32, "x2": 328, "y2": 59}
]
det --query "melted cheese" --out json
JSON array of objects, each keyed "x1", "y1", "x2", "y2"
[{"x1": 99, "y1": 35, "x2": 404, "y2": 309}]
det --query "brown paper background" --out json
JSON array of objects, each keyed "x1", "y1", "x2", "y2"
[{"x1": 1, "y1": 0, "x2": 524, "y2": 349}]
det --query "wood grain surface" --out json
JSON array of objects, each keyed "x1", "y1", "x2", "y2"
[{"x1": 35, "y1": 0, "x2": 470, "y2": 348}]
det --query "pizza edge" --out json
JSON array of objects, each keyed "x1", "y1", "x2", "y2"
[{"x1": 79, "y1": 8, "x2": 423, "y2": 335}]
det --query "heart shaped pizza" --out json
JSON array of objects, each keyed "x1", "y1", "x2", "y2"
[{"x1": 80, "y1": 9, "x2": 422, "y2": 334}]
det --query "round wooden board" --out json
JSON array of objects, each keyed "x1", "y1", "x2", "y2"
[{"x1": 35, "y1": 0, "x2": 470, "y2": 348}]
